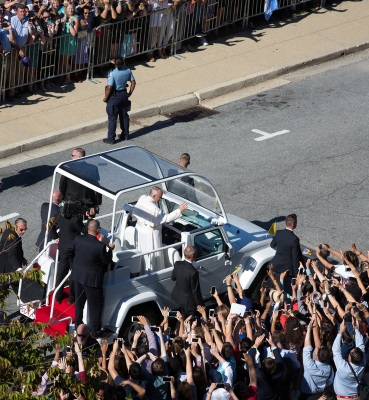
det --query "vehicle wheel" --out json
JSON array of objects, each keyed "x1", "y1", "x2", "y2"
[{"x1": 118, "y1": 305, "x2": 159, "y2": 343}]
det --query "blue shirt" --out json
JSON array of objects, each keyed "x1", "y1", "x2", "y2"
[
  {"x1": 10, "y1": 15, "x2": 30, "y2": 46},
  {"x1": 333, "y1": 329, "x2": 366, "y2": 396},
  {"x1": 141, "y1": 355, "x2": 169, "y2": 400},
  {"x1": 107, "y1": 66, "x2": 135, "y2": 91},
  {"x1": 300, "y1": 345, "x2": 334, "y2": 394},
  {"x1": 0, "y1": 29, "x2": 12, "y2": 52}
]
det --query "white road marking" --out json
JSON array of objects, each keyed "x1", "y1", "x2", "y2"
[{"x1": 251, "y1": 129, "x2": 290, "y2": 141}]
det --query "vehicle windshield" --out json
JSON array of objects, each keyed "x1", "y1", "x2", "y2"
[{"x1": 166, "y1": 175, "x2": 224, "y2": 217}]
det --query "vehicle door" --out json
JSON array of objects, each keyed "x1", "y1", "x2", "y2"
[{"x1": 190, "y1": 227, "x2": 233, "y2": 300}]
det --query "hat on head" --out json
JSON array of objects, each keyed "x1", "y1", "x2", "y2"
[
  {"x1": 269, "y1": 289, "x2": 284, "y2": 303},
  {"x1": 209, "y1": 369, "x2": 222, "y2": 383},
  {"x1": 239, "y1": 297, "x2": 253, "y2": 310}
]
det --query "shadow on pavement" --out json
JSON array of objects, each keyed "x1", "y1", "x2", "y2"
[{"x1": 1, "y1": 165, "x2": 55, "y2": 191}]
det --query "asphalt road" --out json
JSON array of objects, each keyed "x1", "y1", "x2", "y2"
[{"x1": 1, "y1": 52, "x2": 369, "y2": 316}]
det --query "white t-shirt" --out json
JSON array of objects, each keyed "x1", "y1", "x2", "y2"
[{"x1": 334, "y1": 264, "x2": 356, "y2": 280}]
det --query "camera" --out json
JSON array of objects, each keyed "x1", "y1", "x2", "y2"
[{"x1": 61, "y1": 198, "x2": 99, "y2": 217}]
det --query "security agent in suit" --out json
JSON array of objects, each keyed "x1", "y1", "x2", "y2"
[
  {"x1": 65, "y1": 220, "x2": 115, "y2": 337},
  {"x1": 0, "y1": 218, "x2": 28, "y2": 291},
  {"x1": 171, "y1": 246, "x2": 204, "y2": 318},
  {"x1": 103, "y1": 57, "x2": 136, "y2": 144},
  {"x1": 55, "y1": 201, "x2": 96, "y2": 304},
  {"x1": 59, "y1": 148, "x2": 102, "y2": 206},
  {"x1": 35, "y1": 190, "x2": 62, "y2": 253},
  {"x1": 269, "y1": 214, "x2": 304, "y2": 292}
]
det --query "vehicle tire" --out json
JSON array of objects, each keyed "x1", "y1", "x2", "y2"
[{"x1": 118, "y1": 305, "x2": 159, "y2": 343}]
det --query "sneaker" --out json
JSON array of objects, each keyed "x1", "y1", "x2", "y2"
[
  {"x1": 196, "y1": 30, "x2": 206, "y2": 38},
  {"x1": 199, "y1": 37, "x2": 208, "y2": 46}
]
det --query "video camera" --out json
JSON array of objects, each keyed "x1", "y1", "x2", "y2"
[{"x1": 61, "y1": 198, "x2": 99, "y2": 217}]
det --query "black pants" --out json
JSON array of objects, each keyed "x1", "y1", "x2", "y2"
[
  {"x1": 55, "y1": 255, "x2": 75, "y2": 303},
  {"x1": 106, "y1": 91, "x2": 130, "y2": 140},
  {"x1": 74, "y1": 281, "x2": 103, "y2": 334}
]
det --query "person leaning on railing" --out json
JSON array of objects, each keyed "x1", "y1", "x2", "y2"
[
  {"x1": 6, "y1": 4, "x2": 37, "y2": 102},
  {"x1": 58, "y1": 1, "x2": 79, "y2": 85}
]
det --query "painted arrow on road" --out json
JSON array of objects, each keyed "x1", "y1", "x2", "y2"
[{"x1": 251, "y1": 129, "x2": 290, "y2": 141}]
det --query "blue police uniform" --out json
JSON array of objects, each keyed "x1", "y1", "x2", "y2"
[{"x1": 106, "y1": 66, "x2": 135, "y2": 141}]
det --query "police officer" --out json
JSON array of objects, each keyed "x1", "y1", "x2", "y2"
[{"x1": 103, "y1": 57, "x2": 136, "y2": 144}]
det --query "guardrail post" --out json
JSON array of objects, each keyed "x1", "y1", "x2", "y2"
[
  {"x1": 87, "y1": 28, "x2": 97, "y2": 81},
  {"x1": 243, "y1": 0, "x2": 250, "y2": 29},
  {"x1": 0, "y1": 54, "x2": 6, "y2": 103}
]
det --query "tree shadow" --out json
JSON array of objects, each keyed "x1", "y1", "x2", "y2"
[
  {"x1": 0, "y1": 165, "x2": 55, "y2": 192},
  {"x1": 250, "y1": 215, "x2": 286, "y2": 230}
]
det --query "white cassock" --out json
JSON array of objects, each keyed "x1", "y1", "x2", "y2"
[{"x1": 133, "y1": 195, "x2": 182, "y2": 274}]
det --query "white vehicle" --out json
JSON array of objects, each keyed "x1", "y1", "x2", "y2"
[{"x1": 18, "y1": 146, "x2": 275, "y2": 341}]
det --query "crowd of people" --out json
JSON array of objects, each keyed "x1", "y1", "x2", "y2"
[
  {"x1": 14, "y1": 239, "x2": 369, "y2": 399},
  {"x1": 0, "y1": 0, "x2": 249, "y2": 102},
  {"x1": 3, "y1": 198, "x2": 369, "y2": 399}
]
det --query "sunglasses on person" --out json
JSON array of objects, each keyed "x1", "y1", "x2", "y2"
[{"x1": 77, "y1": 332, "x2": 88, "y2": 338}]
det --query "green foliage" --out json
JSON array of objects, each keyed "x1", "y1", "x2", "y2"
[{"x1": 0, "y1": 270, "x2": 100, "y2": 399}]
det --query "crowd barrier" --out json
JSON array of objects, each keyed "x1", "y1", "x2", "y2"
[{"x1": 0, "y1": 0, "x2": 322, "y2": 101}]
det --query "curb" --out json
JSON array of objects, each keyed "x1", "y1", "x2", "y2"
[{"x1": 0, "y1": 41, "x2": 368, "y2": 159}]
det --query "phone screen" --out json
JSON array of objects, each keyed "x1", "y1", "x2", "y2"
[
  {"x1": 192, "y1": 338, "x2": 198, "y2": 343},
  {"x1": 291, "y1": 278, "x2": 296, "y2": 285},
  {"x1": 151, "y1": 327, "x2": 159, "y2": 332},
  {"x1": 132, "y1": 316, "x2": 139, "y2": 322},
  {"x1": 162, "y1": 376, "x2": 171, "y2": 382},
  {"x1": 209, "y1": 309, "x2": 215, "y2": 317},
  {"x1": 211, "y1": 286, "x2": 216, "y2": 295},
  {"x1": 168, "y1": 311, "x2": 177, "y2": 318}
]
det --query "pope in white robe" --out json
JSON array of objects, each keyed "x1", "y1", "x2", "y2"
[{"x1": 133, "y1": 186, "x2": 187, "y2": 274}]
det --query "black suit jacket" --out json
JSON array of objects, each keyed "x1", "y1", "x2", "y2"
[
  {"x1": 270, "y1": 229, "x2": 303, "y2": 277},
  {"x1": 0, "y1": 228, "x2": 24, "y2": 273},
  {"x1": 36, "y1": 202, "x2": 61, "y2": 248},
  {"x1": 59, "y1": 160, "x2": 102, "y2": 205},
  {"x1": 171, "y1": 260, "x2": 204, "y2": 312},
  {"x1": 65, "y1": 234, "x2": 112, "y2": 287},
  {"x1": 57, "y1": 214, "x2": 89, "y2": 255}
]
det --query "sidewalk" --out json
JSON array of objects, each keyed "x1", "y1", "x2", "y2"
[{"x1": 0, "y1": 0, "x2": 368, "y2": 157}]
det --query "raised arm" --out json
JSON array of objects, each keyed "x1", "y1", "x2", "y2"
[
  {"x1": 108, "y1": 340, "x2": 120, "y2": 380},
  {"x1": 351, "y1": 243, "x2": 368, "y2": 262},
  {"x1": 225, "y1": 275, "x2": 236, "y2": 304}
]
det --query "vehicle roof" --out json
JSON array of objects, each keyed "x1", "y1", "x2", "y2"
[{"x1": 55, "y1": 146, "x2": 196, "y2": 199}]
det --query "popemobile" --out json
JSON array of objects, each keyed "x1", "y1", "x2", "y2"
[{"x1": 18, "y1": 146, "x2": 275, "y2": 342}]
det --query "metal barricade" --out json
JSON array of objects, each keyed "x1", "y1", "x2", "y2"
[
  {"x1": 0, "y1": 31, "x2": 94, "y2": 101},
  {"x1": 172, "y1": 0, "x2": 248, "y2": 55},
  {"x1": 90, "y1": 5, "x2": 177, "y2": 79},
  {"x1": 0, "y1": 0, "x2": 324, "y2": 100}
]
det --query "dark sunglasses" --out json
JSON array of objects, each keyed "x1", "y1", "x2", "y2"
[{"x1": 77, "y1": 333, "x2": 88, "y2": 337}]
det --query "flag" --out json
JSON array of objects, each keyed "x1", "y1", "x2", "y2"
[
  {"x1": 264, "y1": 0, "x2": 278, "y2": 21},
  {"x1": 268, "y1": 222, "x2": 277, "y2": 235}
]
